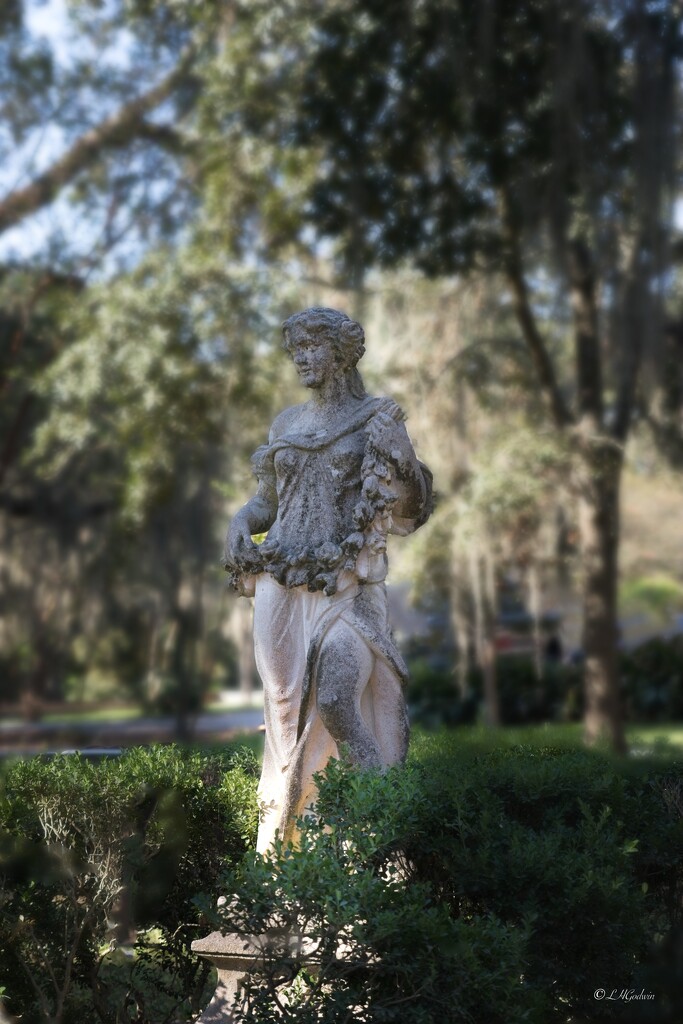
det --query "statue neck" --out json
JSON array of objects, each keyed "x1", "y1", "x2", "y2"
[{"x1": 309, "y1": 371, "x2": 356, "y2": 412}]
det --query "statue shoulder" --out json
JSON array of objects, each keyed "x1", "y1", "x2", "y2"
[
  {"x1": 367, "y1": 395, "x2": 407, "y2": 423},
  {"x1": 268, "y1": 403, "x2": 306, "y2": 443}
]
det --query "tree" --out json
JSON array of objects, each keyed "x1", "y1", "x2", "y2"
[
  {"x1": 366, "y1": 273, "x2": 576, "y2": 722},
  {"x1": 213, "y1": 0, "x2": 683, "y2": 751},
  {"x1": 18, "y1": 240, "x2": 286, "y2": 729},
  {"x1": 0, "y1": 2, "x2": 260, "y2": 720},
  {"x1": 0, "y1": 1, "x2": 222, "y2": 258},
  {"x1": 0, "y1": 0, "x2": 220, "y2": 531}
]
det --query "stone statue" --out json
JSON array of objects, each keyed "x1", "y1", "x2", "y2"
[{"x1": 224, "y1": 307, "x2": 432, "y2": 852}]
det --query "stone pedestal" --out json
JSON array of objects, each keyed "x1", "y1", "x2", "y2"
[{"x1": 191, "y1": 929, "x2": 318, "y2": 1023}]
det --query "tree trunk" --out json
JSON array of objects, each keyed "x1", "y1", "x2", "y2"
[
  {"x1": 527, "y1": 562, "x2": 543, "y2": 682},
  {"x1": 469, "y1": 543, "x2": 500, "y2": 727},
  {"x1": 578, "y1": 446, "x2": 627, "y2": 753},
  {"x1": 469, "y1": 544, "x2": 484, "y2": 668},
  {"x1": 481, "y1": 551, "x2": 500, "y2": 727},
  {"x1": 450, "y1": 548, "x2": 470, "y2": 698},
  {"x1": 168, "y1": 605, "x2": 197, "y2": 743},
  {"x1": 451, "y1": 585, "x2": 471, "y2": 699},
  {"x1": 234, "y1": 599, "x2": 256, "y2": 697}
]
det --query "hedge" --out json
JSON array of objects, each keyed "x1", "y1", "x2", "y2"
[
  {"x1": 0, "y1": 744, "x2": 259, "y2": 1024},
  {"x1": 1, "y1": 735, "x2": 682, "y2": 1023},
  {"x1": 207, "y1": 734, "x2": 683, "y2": 1023}
]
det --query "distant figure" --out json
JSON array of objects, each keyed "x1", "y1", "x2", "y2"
[
  {"x1": 545, "y1": 635, "x2": 564, "y2": 665},
  {"x1": 224, "y1": 307, "x2": 432, "y2": 851}
]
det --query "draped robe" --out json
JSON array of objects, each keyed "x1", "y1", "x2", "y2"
[{"x1": 234, "y1": 396, "x2": 431, "y2": 851}]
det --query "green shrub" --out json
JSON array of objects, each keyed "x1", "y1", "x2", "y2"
[
  {"x1": 621, "y1": 637, "x2": 683, "y2": 722},
  {"x1": 0, "y1": 745, "x2": 259, "y2": 1024},
  {"x1": 203, "y1": 736, "x2": 683, "y2": 1023},
  {"x1": 410, "y1": 636, "x2": 683, "y2": 726},
  {"x1": 491, "y1": 658, "x2": 582, "y2": 723},
  {"x1": 620, "y1": 574, "x2": 683, "y2": 627},
  {"x1": 408, "y1": 657, "x2": 583, "y2": 727},
  {"x1": 3, "y1": 735, "x2": 683, "y2": 1024},
  {"x1": 406, "y1": 658, "x2": 479, "y2": 727}
]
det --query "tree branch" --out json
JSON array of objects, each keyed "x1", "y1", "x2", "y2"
[
  {"x1": 613, "y1": 238, "x2": 649, "y2": 442},
  {"x1": 500, "y1": 186, "x2": 573, "y2": 429},
  {"x1": 568, "y1": 237, "x2": 603, "y2": 430},
  {"x1": 0, "y1": 393, "x2": 34, "y2": 486},
  {"x1": 134, "y1": 120, "x2": 190, "y2": 153},
  {"x1": 0, "y1": 45, "x2": 197, "y2": 237}
]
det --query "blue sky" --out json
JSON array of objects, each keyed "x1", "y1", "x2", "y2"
[{"x1": 0, "y1": 0, "x2": 159, "y2": 271}]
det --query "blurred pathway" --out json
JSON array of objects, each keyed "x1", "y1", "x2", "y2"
[{"x1": 0, "y1": 708, "x2": 265, "y2": 755}]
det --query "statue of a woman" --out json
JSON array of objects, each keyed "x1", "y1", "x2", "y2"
[{"x1": 225, "y1": 307, "x2": 432, "y2": 852}]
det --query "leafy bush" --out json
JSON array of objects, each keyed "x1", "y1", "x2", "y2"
[
  {"x1": 410, "y1": 636, "x2": 683, "y2": 726},
  {"x1": 405, "y1": 658, "x2": 479, "y2": 727},
  {"x1": 202, "y1": 735, "x2": 683, "y2": 1024},
  {"x1": 621, "y1": 637, "x2": 683, "y2": 722},
  {"x1": 620, "y1": 574, "x2": 683, "y2": 627},
  {"x1": 489, "y1": 658, "x2": 582, "y2": 724},
  {"x1": 0, "y1": 745, "x2": 259, "y2": 1024},
  {"x1": 407, "y1": 656, "x2": 583, "y2": 727},
  {"x1": 3, "y1": 735, "x2": 683, "y2": 1024}
]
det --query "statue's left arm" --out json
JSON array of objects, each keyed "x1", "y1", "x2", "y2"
[{"x1": 366, "y1": 405, "x2": 433, "y2": 532}]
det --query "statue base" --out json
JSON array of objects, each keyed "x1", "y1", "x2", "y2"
[{"x1": 191, "y1": 929, "x2": 318, "y2": 1022}]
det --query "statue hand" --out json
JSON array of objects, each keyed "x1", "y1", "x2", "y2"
[
  {"x1": 225, "y1": 518, "x2": 259, "y2": 570},
  {"x1": 367, "y1": 411, "x2": 412, "y2": 470}
]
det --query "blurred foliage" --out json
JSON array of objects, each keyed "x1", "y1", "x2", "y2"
[
  {"x1": 30, "y1": 245, "x2": 284, "y2": 521},
  {"x1": 199, "y1": 739, "x2": 683, "y2": 1023},
  {"x1": 406, "y1": 635, "x2": 683, "y2": 729},
  {"x1": 406, "y1": 656, "x2": 583, "y2": 729},
  {"x1": 621, "y1": 574, "x2": 683, "y2": 628},
  {"x1": 211, "y1": 0, "x2": 677, "y2": 310},
  {"x1": 1, "y1": 0, "x2": 682, "y2": 746},
  {"x1": 622, "y1": 636, "x2": 683, "y2": 723},
  {"x1": 0, "y1": 744, "x2": 259, "y2": 1023},
  {"x1": 0, "y1": 240, "x2": 292, "y2": 718},
  {"x1": 0, "y1": 0, "x2": 225, "y2": 268}
]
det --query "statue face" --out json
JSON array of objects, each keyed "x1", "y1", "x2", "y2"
[{"x1": 289, "y1": 329, "x2": 340, "y2": 389}]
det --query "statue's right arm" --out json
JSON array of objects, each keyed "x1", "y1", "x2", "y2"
[
  {"x1": 224, "y1": 478, "x2": 278, "y2": 568},
  {"x1": 225, "y1": 407, "x2": 296, "y2": 567}
]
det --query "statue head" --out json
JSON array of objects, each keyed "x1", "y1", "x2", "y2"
[{"x1": 282, "y1": 307, "x2": 367, "y2": 398}]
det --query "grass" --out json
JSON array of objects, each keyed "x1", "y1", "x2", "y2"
[
  {"x1": 409, "y1": 721, "x2": 683, "y2": 763},
  {"x1": 626, "y1": 722, "x2": 683, "y2": 749},
  {"x1": 42, "y1": 706, "x2": 143, "y2": 724}
]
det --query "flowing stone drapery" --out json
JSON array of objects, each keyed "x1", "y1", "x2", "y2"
[{"x1": 253, "y1": 567, "x2": 410, "y2": 851}]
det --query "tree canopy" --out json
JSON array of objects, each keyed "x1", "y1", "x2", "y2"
[
  {"x1": 203, "y1": 0, "x2": 682, "y2": 749},
  {"x1": 1, "y1": 0, "x2": 682, "y2": 751}
]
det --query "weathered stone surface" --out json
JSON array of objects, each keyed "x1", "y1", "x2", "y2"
[
  {"x1": 191, "y1": 929, "x2": 319, "y2": 1023},
  {"x1": 223, "y1": 307, "x2": 433, "y2": 851}
]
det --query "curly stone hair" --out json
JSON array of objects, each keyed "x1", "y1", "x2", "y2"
[{"x1": 281, "y1": 307, "x2": 367, "y2": 398}]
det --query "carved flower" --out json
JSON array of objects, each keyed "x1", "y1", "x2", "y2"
[
  {"x1": 352, "y1": 499, "x2": 374, "y2": 530},
  {"x1": 286, "y1": 547, "x2": 309, "y2": 567},
  {"x1": 314, "y1": 542, "x2": 343, "y2": 567},
  {"x1": 341, "y1": 531, "x2": 365, "y2": 554},
  {"x1": 366, "y1": 529, "x2": 387, "y2": 554},
  {"x1": 308, "y1": 571, "x2": 338, "y2": 596},
  {"x1": 362, "y1": 473, "x2": 380, "y2": 498}
]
